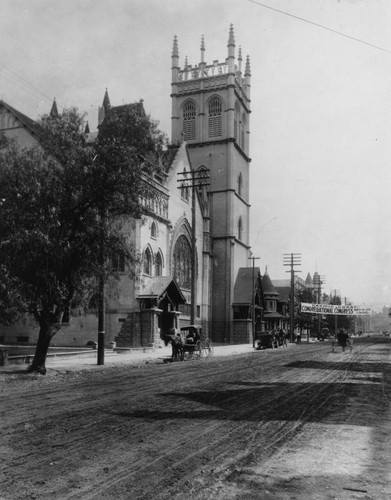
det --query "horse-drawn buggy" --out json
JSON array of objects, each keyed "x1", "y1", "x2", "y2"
[{"x1": 169, "y1": 325, "x2": 213, "y2": 361}]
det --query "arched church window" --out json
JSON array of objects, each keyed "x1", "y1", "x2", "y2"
[
  {"x1": 173, "y1": 235, "x2": 191, "y2": 289},
  {"x1": 111, "y1": 253, "x2": 125, "y2": 272},
  {"x1": 237, "y1": 172, "x2": 243, "y2": 197},
  {"x1": 208, "y1": 98, "x2": 222, "y2": 138},
  {"x1": 143, "y1": 247, "x2": 152, "y2": 275},
  {"x1": 238, "y1": 217, "x2": 243, "y2": 241},
  {"x1": 183, "y1": 101, "x2": 196, "y2": 141},
  {"x1": 196, "y1": 166, "x2": 208, "y2": 204},
  {"x1": 240, "y1": 112, "x2": 247, "y2": 150},
  {"x1": 151, "y1": 221, "x2": 157, "y2": 239},
  {"x1": 155, "y1": 251, "x2": 163, "y2": 276},
  {"x1": 234, "y1": 101, "x2": 240, "y2": 142}
]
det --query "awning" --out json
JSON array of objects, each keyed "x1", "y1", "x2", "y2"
[{"x1": 264, "y1": 312, "x2": 288, "y2": 319}]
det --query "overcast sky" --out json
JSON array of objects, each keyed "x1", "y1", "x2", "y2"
[{"x1": 2, "y1": 0, "x2": 391, "y2": 309}]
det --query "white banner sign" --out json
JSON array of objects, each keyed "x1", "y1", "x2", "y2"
[{"x1": 300, "y1": 302, "x2": 371, "y2": 316}]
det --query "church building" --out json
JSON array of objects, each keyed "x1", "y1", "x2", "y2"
[{"x1": 0, "y1": 26, "x2": 257, "y2": 348}]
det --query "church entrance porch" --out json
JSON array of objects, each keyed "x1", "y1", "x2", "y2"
[{"x1": 115, "y1": 277, "x2": 186, "y2": 349}]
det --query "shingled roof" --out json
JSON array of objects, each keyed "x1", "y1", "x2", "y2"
[
  {"x1": 137, "y1": 277, "x2": 186, "y2": 304},
  {"x1": 261, "y1": 269, "x2": 279, "y2": 297},
  {"x1": 0, "y1": 100, "x2": 42, "y2": 138},
  {"x1": 233, "y1": 267, "x2": 261, "y2": 304}
]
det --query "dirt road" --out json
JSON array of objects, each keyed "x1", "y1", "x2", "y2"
[{"x1": 1, "y1": 336, "x2": 390, "y2": 499}]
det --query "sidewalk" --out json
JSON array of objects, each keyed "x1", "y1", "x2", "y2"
[{"x1": 0, "y1": 343, "x2": 257, "y2": 373}]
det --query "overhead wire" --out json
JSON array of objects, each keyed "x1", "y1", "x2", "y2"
[
  {"x1": 248, "y1": 0, "x2": 391, "y2": 54},
  {"x1": 0, "y1": 64, "x2": 53, "y2": 104}
]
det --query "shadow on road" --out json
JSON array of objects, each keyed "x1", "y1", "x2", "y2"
[
  {"x1": 116, "y1": 377, "x2": 388, "y2": 426},
  {"x1": 286, "y1": 360, "x2": 391, "y2": 373}
]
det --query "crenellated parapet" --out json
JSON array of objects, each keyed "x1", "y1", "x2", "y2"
[{"x1": 171, "y1": 25, "x2": 251, "y2": 101}]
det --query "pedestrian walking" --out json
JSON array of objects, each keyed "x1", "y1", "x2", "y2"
[
  {"x1": 330, "y1": 333, "x2": 336, "y2": 352},
  {"x1": 279, "y1": 328, "x2": 288, "y2": 347},
  {"x1": 337, "y1": 328, "x2": 349, "y2": 353}
]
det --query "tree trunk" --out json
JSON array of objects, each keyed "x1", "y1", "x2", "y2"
[{"x1": 28, "y1": 321, "x2": 58, "y2": 375}]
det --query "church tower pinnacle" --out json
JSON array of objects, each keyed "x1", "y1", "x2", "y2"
[
  {"x1": 227, "y1": 24, "x2": 235, "y2": 73},
  {"x1": 98, "y1": 88, "x2": 111, "y2": 126},
  {"x1": 50, "y1": 98, "x2": 59, "y2": 118}
]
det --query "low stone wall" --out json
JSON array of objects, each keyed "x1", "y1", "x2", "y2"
[{"x1": 232, "y1": 320, "x2": 252, "y2": 344}]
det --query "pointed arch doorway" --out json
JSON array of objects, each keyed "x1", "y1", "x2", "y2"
[{"x1": 137, "y1": 277, "x2": 186, "y2": 346}]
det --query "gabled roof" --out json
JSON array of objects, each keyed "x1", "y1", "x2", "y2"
[
  {"x1": 0, "y1": 100, "x2": 41, "y2": 137},
  {"x1": 274, "y1": 286, "x2": 290, "y2": 303},
  {"x1": 272, "y1": 279, "x2": 290, "y2": 287},
  {"x1": 98, "y1": 88, "x2": 146, "y2": 127},
  {"x1": 162, "y1": 144, "x2": 180, "y2": 173},
  {"x1": 110, "y1": 101, "x2": 145, "y2": 117},
  {"x1": 233, "y1": 267, "x2": 260, "y2": 304},
  {"x1": 137, "y1": 276, "x2": 186, "y2": 304}
]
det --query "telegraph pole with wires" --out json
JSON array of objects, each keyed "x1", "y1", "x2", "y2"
[
  {"x1": 249, "y1": 254, "x2": 260, "y2": 347},
  {"x1": 313, "y1": 273, "x2": 326, "y2": 340},
  {"x1": 177, "y1": 168, "x2": 210, "y2": 324},
  {"x1": 283, "y1": 253, "x2": 301, "y2": 343}
]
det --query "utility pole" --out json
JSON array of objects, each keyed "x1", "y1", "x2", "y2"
[
  {"x1": 97, "y1": 206, "x2": 106, "y2": 366},
  {"x1": 177, "y1": 168, "x2": 210, "y2": 324},
  {"x1": 313, "y1": 274, "x2": 326, "y2": 340},
  {"x1": 283, "y1": 253, "x2": 301, "y2": 343},
  {"x1": 249, "y1": 254, "x2": 260, "y2": 347}
]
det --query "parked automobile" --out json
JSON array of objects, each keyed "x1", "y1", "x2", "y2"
[{"x1": 254, "y1": 330, "x2": 279, "y2": 350}]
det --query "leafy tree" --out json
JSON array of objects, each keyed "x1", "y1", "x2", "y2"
[{"x1": 0, "y1": 106, "x2": 166, "y2": 373}]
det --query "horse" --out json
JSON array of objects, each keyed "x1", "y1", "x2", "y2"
[{"x1": 167, "y1": 333, "x2": 184, "y2": 361}]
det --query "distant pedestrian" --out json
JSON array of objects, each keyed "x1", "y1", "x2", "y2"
[
  {"x1": 296, "y1": 330, "x2": 301, "y2": 344},
  {"x1": 337, "y1": 328, "x2": 349, "y2": 352},
  {"x1": 279, "y1": 328, "x2": 288, "y2": 347},
  {"x1": 330, "y1": 333, "x2": 336, "y2": 352}
]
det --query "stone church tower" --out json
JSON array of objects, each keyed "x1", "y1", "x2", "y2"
[{"x1": 171, "y1": 26, "x2": 252, "y2": 342}]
